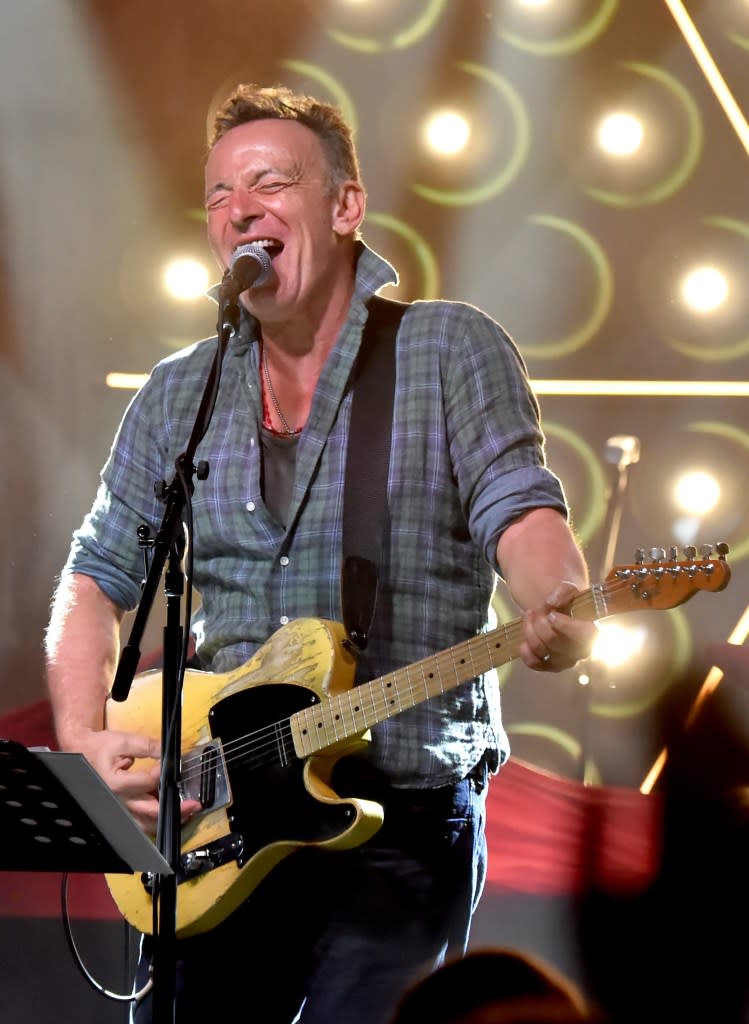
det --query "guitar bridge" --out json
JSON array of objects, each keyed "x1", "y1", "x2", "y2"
[
  {"x1": 178, "y1": 833, "x2": 244, "y2": 880},
  {"x1": 140, "y1": 832, "x2": 244, "y2": 894}
]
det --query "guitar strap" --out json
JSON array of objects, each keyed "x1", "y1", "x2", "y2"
[{"x1": 341, "y1": 294, "x2": 408, "y2": 651}]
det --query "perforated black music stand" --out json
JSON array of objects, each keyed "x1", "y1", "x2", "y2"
[{"x1": 0, "y1": 738, "x2": 171, "y2": 874}]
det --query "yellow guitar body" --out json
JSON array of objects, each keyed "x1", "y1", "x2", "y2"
[{"x1": 105, "y1": 618, "x2": 384, "y2": 937}]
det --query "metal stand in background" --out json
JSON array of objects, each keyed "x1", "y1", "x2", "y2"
[{"x1": 577, "y1": 435, "x2": 641, "y2": 785}]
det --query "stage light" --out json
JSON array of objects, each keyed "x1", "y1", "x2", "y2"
[
  {"x1": 680, "y1": 265, "x2": 729, "y2": 313},
  {"x1": 422, "y1": 109, "x2": 471, "y2": 157},
  {"x1": 591, "y1": 622, "x2": 648, "y2": 670},
  {"x1": 514, "y1": 0, "x2": 552, "y2": 8},
  {"x1": 163, "y1": 258, "x2": 210, "y2": 301},
  {"x1": 673, "y1": 470, "x2": 721, "y2": 516},
  {"x1": 106, "y1": 372, "x2": 149, "y2": 390},
  {"x1": 596, "y1": 111, "x2": 645, "y2": 157}
]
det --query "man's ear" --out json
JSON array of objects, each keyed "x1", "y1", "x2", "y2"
[{"x1": 332, "y1": 181, "x2": 366, "y2": 238}]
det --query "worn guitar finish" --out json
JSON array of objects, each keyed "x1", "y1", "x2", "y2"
[{"x1": 105, "y1": 547, "x2": 730, "y2": 937}]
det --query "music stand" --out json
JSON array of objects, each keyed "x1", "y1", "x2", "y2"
[{"x1": 0, "y1": 738, "x2": 171, "y2": 874}]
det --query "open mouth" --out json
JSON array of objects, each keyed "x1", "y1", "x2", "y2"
[{"x1": 250, "y1": 238, "x2": 283, "y2": 260}]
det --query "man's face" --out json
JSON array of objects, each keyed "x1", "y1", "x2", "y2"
[{"x1": 204, "y1": 118, "x2": 363, "y2": 321}]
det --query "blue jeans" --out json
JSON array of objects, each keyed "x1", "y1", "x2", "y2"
[{"x1": 132, "y1": 758, "x2": 488, "y2": 1024}]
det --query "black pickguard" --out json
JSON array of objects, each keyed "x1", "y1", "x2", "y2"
[{"x1": 208, "y1": 682, "x2": 356, "y2": 865}]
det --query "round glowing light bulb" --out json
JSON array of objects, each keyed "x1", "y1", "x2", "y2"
[
  {"x1": 680, "y1": 266, "x2": 729, "y2": 313},
  {"x1": 423, "y1": 110, "x2": 471, "y2": 157},
  {"x1": 591, "y1": 623, "x2": 647, "y2": 669},
  {"x1": 163, "y1": 258, "x2": 210, "y2": 301},
  {"x1": 674, "y1": 470, "x2": 721, "y2": 517},
  {"x1": 596, "y1": 111, "x2": 645, "y2": 157}
]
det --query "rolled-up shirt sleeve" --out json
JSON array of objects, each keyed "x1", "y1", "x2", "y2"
[
  {"x1": 62, "y1": 359, "x2": 180, "y2": 610},
  {"x1": 63, "y1": 480, "x2": 146, "y2": 610},
  {"x1": 441, "y1": 303, "x2": 568, "y2": 574}
]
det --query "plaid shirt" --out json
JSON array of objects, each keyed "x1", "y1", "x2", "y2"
[{"x1": 66, "y1": 243, "x2": 567, "y2": 787}]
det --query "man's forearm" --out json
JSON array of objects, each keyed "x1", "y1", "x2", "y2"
[
  {"x1": 45, "y1": 572, "x2": 124, "y2": 750},
  {"x1": 497, "y1": 506, "x2": 589, "y2": 612}
]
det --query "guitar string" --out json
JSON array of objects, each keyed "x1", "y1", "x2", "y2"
[
  {"x1": 187, "y1": 559, "x2": 727, "y2": 784},
  {"x1": 176, "y1": 610, "x2": 533, "y2": 784},
  {"x1": 174, "y1": 572, "x2": 679, "y2": 787},
  {"x1": 176, "y1": 568, "x2": 712, "y2": 786}
]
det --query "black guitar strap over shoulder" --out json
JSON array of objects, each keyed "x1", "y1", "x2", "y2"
[{"x1": 341, "y1": 294, "x2": 408, "y2": 651}]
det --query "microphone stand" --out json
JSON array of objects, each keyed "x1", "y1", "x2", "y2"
[
  {"x1": 109, "y1": 273, "x2": 242, "y2": 1023},
  {"x1": 577, "y1": 436, "x2": 640, "y2": 785}
]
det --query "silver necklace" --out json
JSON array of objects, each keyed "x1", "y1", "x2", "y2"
[{"x1": 262, "y1": 349, "x2": 301, "y2": 437}]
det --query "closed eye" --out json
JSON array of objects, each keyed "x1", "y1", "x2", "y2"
[
  {"x1": 257, "y1": 178, "x2": 293, "y2": 193},
  {"x1": 205, "y1": 188, "x2": 230, "y2": 211}
]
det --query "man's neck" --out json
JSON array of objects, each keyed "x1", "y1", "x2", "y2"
[{"x1": 259, "y1": 259, "x2": 357, "y2": 364}]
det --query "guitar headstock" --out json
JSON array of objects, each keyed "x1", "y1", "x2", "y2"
[{"x1": 600, "y1": 542, "x2": 731, "y2": 615}]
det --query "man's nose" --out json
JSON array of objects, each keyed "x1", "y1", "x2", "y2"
[{"x1": 228, "y1": 189, "x2": 264, "y2": 228}]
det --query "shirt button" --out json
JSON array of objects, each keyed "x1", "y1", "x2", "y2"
[
  {"x1": 245, "y1": 501, "x2": 255, "y2": 512},
  {"x1": 279, "y1": 555, "x2": 289, "y2": 566},
  {"x1": 279, "y1": 615, "x2": 289, "y2": 625}
]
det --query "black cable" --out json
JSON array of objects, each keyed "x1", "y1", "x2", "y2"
[{"x1": 59, "y1": 872, "x2": 153, "y2": 1004}]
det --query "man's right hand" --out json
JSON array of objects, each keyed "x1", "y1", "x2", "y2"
[{"x1": 73, "y1": 727, "x2": 200, "y2": 833}]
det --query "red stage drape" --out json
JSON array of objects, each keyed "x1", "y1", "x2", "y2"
[{"x1": 0, "y1": 700, "x2": 661, "y2": 919}]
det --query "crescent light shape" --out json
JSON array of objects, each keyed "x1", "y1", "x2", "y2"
[
  {"x1": 542, "y1": 422, "x2": 609, "y2": 548},
  {"x1": 519, "y1": 215, "x2": 613, "y2": 358},
  {"x1": 364, "y1": 212, "x2": 441, "y2": 299},
  {"x1": 586, "y1": 62, "x2": 703, "y2": 208},
  {"x1": 499, "y1": 0, "x2": 618, "y2": 57},
  {"x1": 411, "y1": 62, "x2": 530, "y2": 207},
  {"x1": 728, "y1": 31, "x2": 749, "y2": 52},
  {"x1": 505, "y1": 723, "x2": 595, "y2": 778},
  {"x1": 684, "y1": 420, "x2": 749, "y2": 562},
  {"x1": 325, "y1": 0, "x2": 448, "y2": 53},
  {"x1": 667, "y1": 216, "x2": 749, "y2": 362},
  {"x1": 280, "y1": 61, "x2": 358, "y2": 134},
  {"x1": 589, "y1": 607, "x2": 693, "y2": 719}
]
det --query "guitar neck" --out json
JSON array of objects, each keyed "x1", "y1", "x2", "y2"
[{"x1": 291, "y1": 586, "x2": 603, "y2": 757}]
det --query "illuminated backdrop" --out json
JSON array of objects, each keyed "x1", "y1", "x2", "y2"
[{"x1": 0, "y1": 0, "x2": 746, "y2": 791}]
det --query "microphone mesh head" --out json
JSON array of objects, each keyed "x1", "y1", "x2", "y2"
[{"x1": 230, "y1": 243, "x2": 272, "y2": 286}]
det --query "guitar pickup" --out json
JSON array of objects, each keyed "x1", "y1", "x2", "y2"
[{"x1": 179, "y1": 740, "x2": 231, "y2": 812}]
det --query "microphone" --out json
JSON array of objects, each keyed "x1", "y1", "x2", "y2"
[{"x1": 220, "y1": 243, "x2": 273, "y2": 299}]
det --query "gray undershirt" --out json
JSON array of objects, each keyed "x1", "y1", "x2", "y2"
[{"x1": 260, "y1": 427, "x2": 299, "y2": 528}]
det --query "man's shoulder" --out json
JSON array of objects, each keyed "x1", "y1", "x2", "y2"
[
  {"x1": 143, "y1": 335, "x2": 227, "y2": 387},
  {"x1": 397, "y1": 297, "x2": 508, "y2": 343}
]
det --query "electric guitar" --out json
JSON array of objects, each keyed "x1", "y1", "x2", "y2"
[{"x1": 104, "y1": 545, "x2": 731, "y2": 937}]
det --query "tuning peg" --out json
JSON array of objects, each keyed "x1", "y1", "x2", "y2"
[
  {"x1": 716, "y1": 541, "x2": 730, "y2": 559},
  {"x1": 700, "y1": 544, "x2": 713, "y2": 559},
  {"x1": 650, "y1": 547, "x2": 666, "y2": 562},
  {"x1": 684, "y1": 545, "x2": 697, "y2": 560},
  {"x1": 635, "y1": 548, "x2": 645, "y2": 564},
  {"x1": 668, "y1": 545, "x2": 678, "y2": 561}
]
